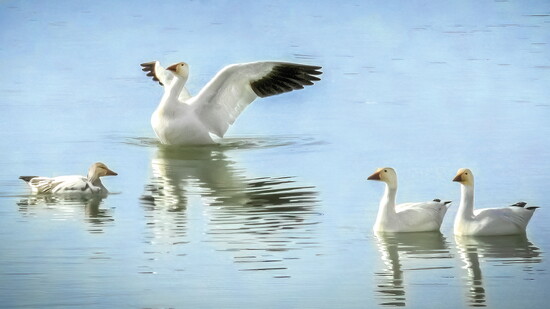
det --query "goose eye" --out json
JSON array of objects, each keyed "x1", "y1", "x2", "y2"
[{"x1": 384, "y1": 169, "x2": 387, "y2": 172}]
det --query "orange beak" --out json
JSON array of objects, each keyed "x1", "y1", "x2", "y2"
[
  {"x1": 367, "y1": 170, "x2": 382, "y2": 180},
  {"x1": 452, "y1": 174, "x2": 462, "y2": 182},
  {"x1": 105, "y1": 168, "x2": 118, "y2": 176},
  {"x1": 167, "y1": 63, "x2": 179, "y2": 72}
]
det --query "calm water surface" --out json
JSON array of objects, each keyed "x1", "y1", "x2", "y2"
[{"x1": 1, "y1": 1, "x2": 550, "y2": 308}]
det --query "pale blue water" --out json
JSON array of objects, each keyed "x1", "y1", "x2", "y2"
[{"x1": 1, "y1": 0, "x2": 550, "y2": 308}]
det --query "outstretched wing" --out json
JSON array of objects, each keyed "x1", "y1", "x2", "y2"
[
  {"x1": 190, "y1": 61, "x2": 322, "y2": 137},
  {"x1": 140, "y1": 61, "x2": 174, "y2": 86}
]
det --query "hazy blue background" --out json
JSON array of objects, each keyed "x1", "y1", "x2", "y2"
[{"x1": 1, "y1": 0, "x2": 549, "y2": 308}]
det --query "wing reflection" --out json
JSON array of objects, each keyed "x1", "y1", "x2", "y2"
[
  {"x1": 141, "y1": 145, "x2": 321, "y2": 276},
  {"x1": 17, "y1": 195, "x2": 112, "y2": 233},
  {"x1": 455, "y1": 235, "x2": 542, "y2": 308},
  {"x1": 374, "y1": 232, "x2": 452, "y2": 307}
]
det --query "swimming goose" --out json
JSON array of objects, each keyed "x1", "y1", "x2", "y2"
[
  {"x1": 19, "y1": 162, "x2": 117, "y2": 196},
  {"x1": 368, "y1": 167, "x2": 451, "y2": 233},
  {"x1": 140, "y1": 60, "x2": 322, "y2": 145},
  {"x1": 452, "y1": 168, "x2": 538, "y2": 236}
]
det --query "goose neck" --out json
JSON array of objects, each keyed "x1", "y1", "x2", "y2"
[
  {"x1": 166, "y1": 75, "x2": 186, "y2": 98},
  {"x1": 380, "y1": 184, "x2": 398, "y2": 214},
  {"x1": 457, "y1": 184, "x2": 475, "y2": 220},
  {"x1": 86, "y1": 173, "x2": 102, "y2": 186}
]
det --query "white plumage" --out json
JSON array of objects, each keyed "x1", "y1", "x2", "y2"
[
  {"x1": 19, "y1": 162, "x2": 117, "y2": 196},
  {"x1": 452, "y1": 168, "x2": 538, "y2": 236},
  {"x1": 141, "y1": 60, "x2": 322, "y2": 145},
  {"x1": 368, "y1": 167, "x2": 451, "y2": 233}
]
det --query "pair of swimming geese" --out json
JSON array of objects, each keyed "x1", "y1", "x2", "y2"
[{"x1": 19, "y1": 60, "x2": 538, "y2": 236}]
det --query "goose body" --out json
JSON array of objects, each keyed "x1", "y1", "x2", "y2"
[
  {"x1": 452, "y1": 168, "x2": 538, "y2": 236},
  {"x1": 20, "y1": 162, "x2": 117, "y2": 196},
  {"x1": 368, "y1": 167, "x2": 451, "y2": 233},
  {"x1": 141, "y1": 61, "x2": 322, "y2": 145}
]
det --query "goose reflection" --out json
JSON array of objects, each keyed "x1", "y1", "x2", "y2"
[
  {"x1": 374, "y1": 232, "x2": 452, "y2": 307},
  {"x1": 455, "y1": 235, "x2": 542, "y2": 307},
  {"x1": 141, "y1": 144, "x2": 321, "y2": 275},
  {"x1": 17, "y1": 195, "x2": 112, "y2": 233}
]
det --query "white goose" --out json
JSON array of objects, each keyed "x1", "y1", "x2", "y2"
[
  {"x1": 140, "y1": 60, "x2": 322, "y2": 145},
  {"x1": 368, "y1": 167, "x2": 451, "y2": 233},
  {"x1": 452, "y1": 168, "x2": 538, "y2": 236},
  {"x1": 19, "y1": 162, "x2": 117, "y2": 196}
]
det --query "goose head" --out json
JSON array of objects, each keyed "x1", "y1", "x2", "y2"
[
  {"x1": 368, "y1": 167, "x2": 398, "y2": 189},
  {"x1": 166, "y1": 62, "x2": 189, "y2": 81},
  {"x1": 453, "y1": 168, "x2": 474, "y2": 186},
  {"x1": 87, "y1": 162, "x2": 117, "y2": 181}
]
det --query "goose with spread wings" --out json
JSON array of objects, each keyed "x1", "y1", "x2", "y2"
[{"x1": 140, "y1": 61, "x2": 322, "y2": 145}]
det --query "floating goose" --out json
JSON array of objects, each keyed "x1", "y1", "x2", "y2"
[
  {"x1": 368, "y1": 167, "x2": 451, "y2": 233},
  {"x1": 19, "y1": 162, "x2": 117, "y2": 196},
  {"x1": 140, "y1": 60, "x2": 322, "y2": 145},
  {"x1": 452, "y1": 168, "x2": 538, "y2": 236}
]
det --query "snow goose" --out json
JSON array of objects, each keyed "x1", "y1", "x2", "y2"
[
  {"x1": 368, "y1": 167, "x2": 451, "y2": 233},
  {"x1": 452, "y1": 168, "x2": 538, "y2": 236},
  {"x1": 140, "y1": 60, "x2": 322, "y2": 145},
  {"x1": 19, "y1": 162, "x2": 117, "y2": 196}
]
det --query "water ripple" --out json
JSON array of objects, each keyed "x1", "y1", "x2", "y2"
[
  {"x1": 374, "y1": 232, "x2": 452, "y2": 307},
  {"x1": 124, "y1": 135, "x2": 326, "y2": 152},
  {"x1": 140, "y1": 144, "x2": 321, "y2": 277},
  {"x1": 16, "y1": 195, "x2": 113, "y2": 233},
  {"x1": 455, "y1": 235, "x2": 543, "y2": 307}
]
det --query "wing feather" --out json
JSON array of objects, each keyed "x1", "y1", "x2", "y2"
[
  {"x1": 27, "y1": 176, "x2": 88, "y2": 193},
  {"x1": 141, "y1": 61, "x2": 191, "y2": 101},
  {"x1": 140, "y1": 61, "x2": 174, "y2": 87},
  {"x1": 191, "y1": 61, "x2": 322, "y2": 137}
]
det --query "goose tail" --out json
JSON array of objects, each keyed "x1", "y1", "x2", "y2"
[
  {"x1": 19, "y1": 176, "x2": 38, "y2": 183},
  {"x1": 433, "y1": 198, "x2": 452, "y2": 208},
  {"x1": 511, "y1": 201, "x2": 539, "y2": 211}
]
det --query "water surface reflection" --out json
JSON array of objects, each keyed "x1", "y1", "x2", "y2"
[
  {"x1": 141, "y1": 143, "x2": 321, "y2": 277},
  {"x1": 17, "y1": 195, "x2": 112, "y2": 233},
  {"x1": 374, "y1": 232, "x2": 452, "y2": 307},
  {"x1": 455, "y1": 235, "x2": 542, "y2": 307}
]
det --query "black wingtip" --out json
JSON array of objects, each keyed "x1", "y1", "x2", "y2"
[
  {"x1": 140, "y1": 61, "x2": 156, "y2": 67},
  {"x1": 140, "y1": 61, "x2": 164, "y2": 86},
  {"x1": 250, "y1": 63, "x2": 323, "y2": 98},
  {"x1": 19, "y1": 176, "x2": 37, "y2": 183},
  {"x1": 511, "y1": 202, "x2": 527, "y2": 207},
  {"x1": 433, "y1": 198, "x2": 451, "y2": 205},
  {"x1": 511, "y1": 202, "x2": 539, "y2": 210}
]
